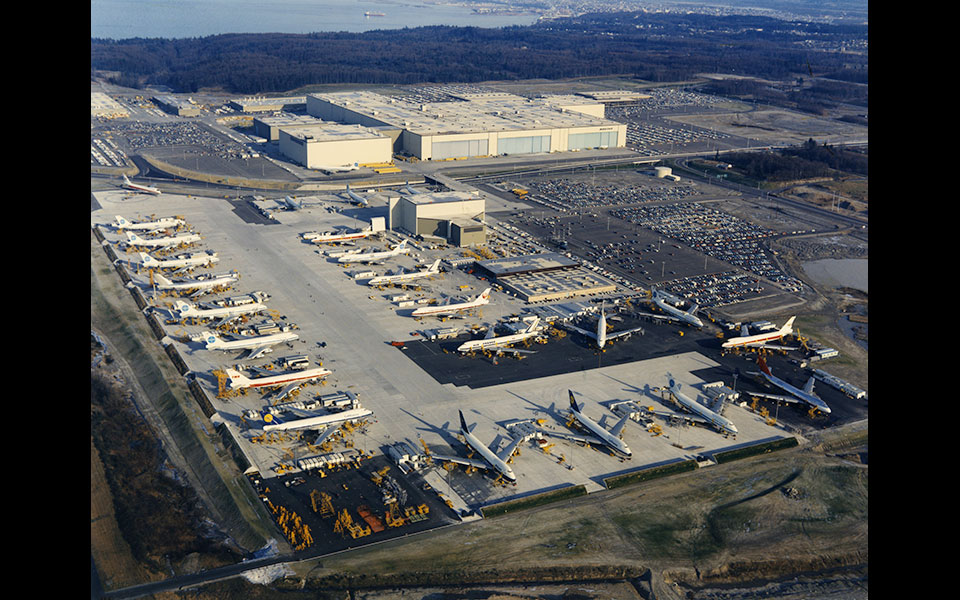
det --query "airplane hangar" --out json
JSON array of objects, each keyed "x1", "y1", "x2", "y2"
[
  {"x1": 278, "y1": 122, "x2": 393, "y2": 170},
  {"x1": 305, "y1": 90, "x2": 628, "y2": 161}
]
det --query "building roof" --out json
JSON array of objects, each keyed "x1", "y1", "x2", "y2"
[
  {"x1": 477, "y1": 252, "x2": 579, "y2": 277},
  {"x1": 309, "y1": 90, "x2": 622, "y2": 136},
  {"x1": 282, "y1": 122, "x2": 387, "y2": 143},
  {"x1": 404, "y1": 191, "x2": 480, "y2": 205}
]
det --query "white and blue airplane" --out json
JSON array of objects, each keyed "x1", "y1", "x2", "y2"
[
  {"x1": 647, "y1": 289, "x2": 704, "y2": 328},
  {"x1": 113, "y1": 214, "x2": 181, "y2": 231},
  {"x1": 125, "y1": 230, "x2": 201, "y2": 248},
  {"x1": 337, "y1": 239, "x2": 410, "y2": 264},
  {"x1": 566, "y1": 390, "x2": 633, "y2": 458},
  {"x1": 428, "y1": 410, "x2": 521, "y2": 483},
  {"x1": 560, "y1": 303, "x2": 644, "y2": 349},
  {"x1": 749, "y1": 356, "x2": 831, "y2": 414},
  {"x1": 663, "y1": 373, "x2": 739, "y2": 437}
]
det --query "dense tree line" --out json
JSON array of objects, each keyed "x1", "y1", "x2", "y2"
[
  {"x1": 91, "y1": 11, "x2": 867, "y2": 94},
  {"x1": 724, "y1": 139, "x2": 867, "y2": 182}
]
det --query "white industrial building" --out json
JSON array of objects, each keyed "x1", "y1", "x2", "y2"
[
  {"x1": 388, "y1": 192, "x2": 486, "y2": 245},
  {"x1": 306, "y1": 91, "x2": 627, "y2": 161},
  {"x1": 91, "y1": 92, "x2": 129, "y2": 119},
  {"x1": 278, "y1": 123, "x2": 393, "y2": 170}
]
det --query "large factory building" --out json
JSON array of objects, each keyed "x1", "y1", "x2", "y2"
[
  {"x1": 306, "y1": 91, "x2": 627, "y2": 161},
  {"x1": 388, "y1": 192, "x2": 486, "y2": 246},
  {"x1": 278, "y1": 123, "x2": 393, "y2": 170}
]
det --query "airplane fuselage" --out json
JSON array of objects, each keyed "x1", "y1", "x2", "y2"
[
  {"x1": 157, "y1": 274, "x2": 237, "y2": 290},
  {"x1": 457, "y1": 331, "x2": 538, "y2": 353},
  {"x1": 205, "y1": 331, "x2": 298, "y2": 351},
  {"x1": 127, "y1": 233, "x2": 201, "y2": 247},
  {"x1": 652, "y1": 294, "x2": 703, "y2": 327},
  {"x1": 759, "y1": 371, "x2": 831, "y2": 413},
  {"x1": 668, "y1": 382, "x2": 738, "y2": 436},
  {"x1": 228, "y1": 366, "x2": 331, "y2": 390},
  {"x1": 462, "y1": 424, "x2": 517, "y2": 482},
  {"x1": 142, "y1": 252, "x2": 218, "y2": 269},
  {"x1": 570, "y1": 406, "x2": 632, "y2": 457},
  {"x1": 176, "y1": 301, "x2": 266, "y2": 319},
  {"x1": 263, "y1": 407, "x2": 371, "y2": 432}
]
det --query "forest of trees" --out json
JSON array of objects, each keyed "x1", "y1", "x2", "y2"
[
  {"x1": 724, "y1": 139, "x2": 868, "y2": 182},
  {"x1": 91, "y1": 11, "x2": 868, "y2": 94}
]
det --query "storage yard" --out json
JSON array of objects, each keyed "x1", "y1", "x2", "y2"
[{"x1": 92, "y1": 170, "x2": 867, "y2": 559}]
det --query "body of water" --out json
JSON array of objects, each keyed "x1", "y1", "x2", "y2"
[
  {"x1": 801, "y1": 258, "x2": 867, "y2": 294},
  {"x1": 91, "y1": 0, "x2": 540, "y2": 39}
]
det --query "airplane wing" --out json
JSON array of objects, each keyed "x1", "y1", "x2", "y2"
[
  {"x1": 608, "y1": 413, "x2": 630, "y2": 439},
  {"x1": 647, "y1": 407, "x2": 711, "y2": 427},
  {"x1": 740, "y1": 324, "x2": 750, "y2": 336},
  {"x1": 494, "y1": 346, "x2": 537, "y2": 356},
  {"x1": 802, "y1": 376, "x2": 817, "y2": 395},
  {"x1": 247, "y1": 345, "x2": 277, "y2": 360},
  {"x1": 428, "y1": 453, "x2": 491, "y2": 471},
  {"x1": 746, "y1": 391, "x2": 804, "y2": 405},
  {"x1": 559, "y1": 322, "x2": 597, "y2": 340},
  {"x1": 633, "y1": 310, "x2": 679, "y2": 323},
  {"x1": 312, "y1": 426, "x2": 339, "y2": 447},
  {"x1": 495, "y1": 436, "x2": 524, "y2": 463},
  {"x1": 607, "y1": 326, "x2": 645, "y2": 340},
  {"x1": 541, "y1": 428, "x2": 601, "y2": 446}
]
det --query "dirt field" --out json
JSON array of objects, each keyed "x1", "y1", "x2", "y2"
[{"x1": 668, "y1": 109, "x2": 868, "y2": 146}]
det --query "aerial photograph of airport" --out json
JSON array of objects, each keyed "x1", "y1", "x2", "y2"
[{"x1": 91, "y1": 1, "x2": 867, "y2": 598}]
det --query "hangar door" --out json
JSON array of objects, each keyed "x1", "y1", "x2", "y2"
[
  {"x1": 432, "y1": 138, "x2": 489, "y2": 160},
  {"x1": 498, "y1": 135, "x2": 551, "y2": 156},
  {"x1": 568, "y1": 130, "x2": 618, "y2": 150}
]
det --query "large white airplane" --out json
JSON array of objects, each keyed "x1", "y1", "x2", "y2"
[
  {"x1": 152, "y1": 271, "x2": 238, "y2": 292},
  {"x1": 663, "y1": 373, "x2": 739, "y2": 436},
  {"x1": 367, "y1": 259, "x2": 441, "y2": 287},
  {"x1": 137, "y1": 251, "x2": 218, "y2": 270},
  {"x1": 560, "y1": 303, "x2": 644, "y2": 349},
  {"x1": 260, "y1": 406, "x2": 373, "y2": 447},
  {"x1": 428, "y1": 410, "x2": 520, "y2": 483},
  {"x1": 722, "y1": 316, "x2": 796, "y2": 350},
  {"x1": 303, "y1": 228, "x2": 375, "y2": 244},
  {"x1": 121, "y1": 174, "x2": 161, "y2": 195},
  {"x1": 317, "y1": 163, "x2": 359, "y2": 173},
  {"x1": 125, "y1": 231, "x2": 201, "y2": 248},
  {"x1": 411, "y1": 287, "x2": 491, "y2": 318},
  {"x1": 343, "y1": 183, "x2": 369, "y2": 207},
  {"x1": 456, "y1": 316, "x2": 542, "y2": 355},
  {"x1": 647, "y1": 289, "x2": 704, "y2": 328},
  {"x1": 204, "y1": 331, "x2": 299, "y2": 359},
  {"x1": 566, "y1": 391, "x2": 633, "y2": 458},
  {"x1": 223, "y1": 366, "x2": 331, "y2": 391},
  {"x1": 114, "y1": 214, "x2": 182, "y2": 231},
  {"x1": 337, "y1": 239, "x2": 410, "y2": 264},
  {"x1": 172, "y1": 298, "x2": 267, "y2": 320},
  {"x1": 749, "y1": 357, "x2": 831, "y2": 414}
]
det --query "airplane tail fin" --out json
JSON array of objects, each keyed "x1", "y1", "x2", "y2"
[
  {"x1": 172, "y1": 300, "x2": 192, "y2": 315},
  {"x1": 757, "y1": 356, "x2": 773, "y2": 377},
  {"x1": 569, "y1": 390, "x2": 579, "y2": 412},
  {"x1": 458, "y1": 409, "x2": 469, "y2": 434},
  {"x1": 396, "y1": 239, "x2": 408, "y2": 250},
  {"x1": 666, "y1": 372, "x2": 677, "y2": 390},
  {"x1": 204, "y1": 333, "x2": 221, "y2": 349},
  {"x1": 138, "y1": 252, "x2": 155, "y2": 265},
  {"x1": 524, "y1": 316, "x2": 540, "y2": 333},
  {"x1": 428, "y1": 259, "x2": 441, "y2": 273},
  {"x1": 115, "y1": 215, "x2": 128, "y2": 227},
  {"x1": 153, "y1": 272, "x2": 173, "y2": 287},
  {"x1": 125, "y1": 232, "x2": 139, "y2": 243},
  {"x1": 478, "y1": 288, "x2": 492, "y2": 302},
  {"x1": 781, "y1": 316, "x2": 797, "y2": 336},
  {"x1": 260, "y1": 409, "x2": 284, "y2": 428}
]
